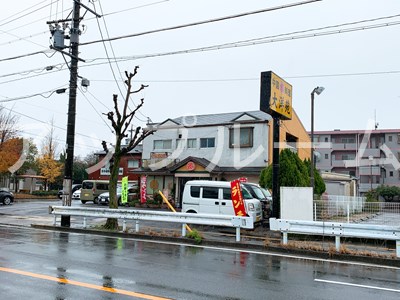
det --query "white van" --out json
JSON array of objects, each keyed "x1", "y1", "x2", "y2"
[{"x1": 182, "y1": 180, "x2": 262, "y2": 223}]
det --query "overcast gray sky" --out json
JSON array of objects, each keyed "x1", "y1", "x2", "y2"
[{"x1": 1, "y1": 0, "x2": 399, "y2": 157}]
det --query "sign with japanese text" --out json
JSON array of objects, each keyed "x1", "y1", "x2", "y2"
[
  {"x1": 260, "y1": 71, "x2": 292, "y2": 120},
  {"x1": 140, "y1": 175, "x2": 147, "y2": 204},
  {"x1": 230, "y1": 179, "x2": 247, "y2": 217},
  {"x1": 121, "y1": 176, "x2": 128, "y2": 204}
]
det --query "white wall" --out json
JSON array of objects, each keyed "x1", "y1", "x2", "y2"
[
  {"x1": 280, "y1": 187, "x2": 313, "y2": 221},
  {"x1": 143, "y1": 122, "x2": 269, "y2": 169}
]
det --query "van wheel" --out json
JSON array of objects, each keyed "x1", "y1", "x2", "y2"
[
  {"x1": 186, "y1": 210, "x2": 197, "y2": 214},
  {"x1": 81, "y1": 200, "x2": 87, "y2": 204},
  {"x1": 93, "y1": 197, "x2": 99, "y2": 204}
]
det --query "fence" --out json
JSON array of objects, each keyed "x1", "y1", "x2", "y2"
[{"x1": 314, "y1": 199, "x2": 400, "y2": 226}]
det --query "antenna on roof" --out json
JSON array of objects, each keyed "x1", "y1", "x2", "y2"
[{"x1": 374, "y1": 109, "x2": 379, "y2": 130}]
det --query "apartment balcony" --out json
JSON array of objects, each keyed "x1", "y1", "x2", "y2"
[
  {"x1": 359, "y1": 183, "x2": 380, "y2": 193},
  {"x1": 331, "y1": 143, "x2": 357, "y2": 151},
  {"x1": 331, "y1": 159, "x2": 348, "y2": 168},
  {"x1": 359, "y1": 166, "x2": 381, "y2": 176},
  {"x1": 360, "y1": 148, "x2": 381, "y2": 158}
]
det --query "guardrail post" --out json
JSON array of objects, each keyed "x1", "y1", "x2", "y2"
[
  {"x1": 182, "y1": 223, "x2": 187, "y2": 237},
  {"x1": 283, "y1": 232, "x2": 288, "y2": 245},
  {"x1": 53, "y1": 215, "x2": 57, "y2": 226},
  {"x1": 335, "y1": 236, "x2": 341, "y2": 251},
  {"x1": 83, "y1": 217, "x2": 87, "y2": 229},
  {"x1": 236, "y1": 228, "x2": 241, "y2": 242},
  {"x1": 396, "y1": 241, "x2": 400, "y2": 258},
  {"x1": 135, "y1": 221, "x2": 139, "y2": 232},
  {"x1": 122, "y1": 220, "x2": 126, "y2": 232}
]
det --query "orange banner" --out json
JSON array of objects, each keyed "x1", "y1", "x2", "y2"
[{"x1": 230, "y1": 180, "x2": 247, "y2": 217}]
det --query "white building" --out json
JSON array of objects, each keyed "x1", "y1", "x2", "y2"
[{"x1": 137, "y1": 111, "x2": 272, "y2": 207}]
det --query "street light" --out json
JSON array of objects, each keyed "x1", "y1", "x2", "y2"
[{"x1": 310, "y1": 86, "x2": 325, "y2": 191}]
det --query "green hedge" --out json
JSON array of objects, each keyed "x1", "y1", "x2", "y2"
[{"x1": 32, "y1": 190, "x2": 59, "y2": 196}]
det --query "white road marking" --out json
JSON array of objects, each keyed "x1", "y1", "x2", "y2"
[{"x1": 315, "y1": 279, "x2": 400, "y2": 293}]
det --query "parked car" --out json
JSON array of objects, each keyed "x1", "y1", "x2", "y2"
[
  {"x1": 98, "y1": 187, "x2": 138, "y2": 206},
  {"x1": 72, "y1": 188, "x2": 81, "y2": 200},
  {"x1": 80, "y1": 180, "x2": 109, "y2": 204},
  {"x1": 242, "y1": 183, "x2": 272, "y2": 222},
  {"x1": 0, "y1": 188, "x2": 14, "y2": 205},
  {"x1": 58, "y1": 184, "x2": 82, "y2": 199}
]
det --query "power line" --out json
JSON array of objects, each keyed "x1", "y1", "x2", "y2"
[
  {"x1": 0, "y1": 86, "x2": 68, "y2": 103},
  {"x1": 91, "y1": 0, "x2": 154, "y2": 123},
  {"x1": 87, "y1": 19, "x2": 400, "y2": 62},
  {"x1": 0, "y1": 0, "x2": 50, "y2": 28},
  {"x1": 0, "y1": 50, "x2": 55, "y2": 63},
  {"x1": 1, "y1": 103, "x2": 110, "y2": 146},
  {"x1": 80, "y1": 0, "x2": 322, "y2": 46}
]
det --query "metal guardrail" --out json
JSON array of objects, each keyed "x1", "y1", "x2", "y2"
[
  {"x1": 49, "y1": 206, "x2": 254, "y2": 242},
  {"x1": 270, "y1": 218, "x2": 400, "y2": 257}
]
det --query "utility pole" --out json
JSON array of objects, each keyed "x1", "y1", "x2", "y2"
[
  {"x1": 47, "y1": 1, "x2": 100, "y2": 227},
  {"x1": 61, "y1": 0, "x2": 81, "y2": 227}
]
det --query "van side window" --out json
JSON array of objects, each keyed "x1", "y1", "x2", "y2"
[
  {"x1": 82, "y1": 182, "x2": 93, "y2": 189},
  {"x1": 202, "y1": 187, "x2": 219, "y2": 199},
  {"x1": 190, "y1": 186, "x2": 200, "y2": 198},
  {"x1": 222, "y1": 188, "x2": 231, "y2": 200}
]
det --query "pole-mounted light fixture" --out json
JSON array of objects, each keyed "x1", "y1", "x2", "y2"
[{"x1": 310, "y1": 86, "x2": 325, "y2": 192}]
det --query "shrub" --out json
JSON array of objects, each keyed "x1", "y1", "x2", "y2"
[{"x1": 186, "y1": 229, "x2": 202, "y2": 244}]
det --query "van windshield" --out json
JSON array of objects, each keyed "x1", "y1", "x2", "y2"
[{"x1": 241, "y1": 186, "x2": 253, "y2": 199}]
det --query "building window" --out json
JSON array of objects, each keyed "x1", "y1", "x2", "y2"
[
  {"x1": 398, "y1": 134, "x2": 400, "y2": 144},
  {"x1": 200, "y1": 138, "x2": 215, "y2": 148},
  {"x1": 187, "y1": 138, "x2": 197, "y2": 149},
  {"x1": 342, "y1": 154, "x2": 355, "y2": 160},
  {"x1": 341, "y1": 137, "x2": 355, "y2": 143},
  {"x1": 154, "y1": 139, "x2": 172, "y2": 150},
  {"x1": 389, "y1": 171, "x2": 394, "y2": 177},
  {"x1": 128, "y1": 159, "x2": 139, "y2": 168},
  {"x1": 324, "y1": 137, "x2": 328, "y2": 142},
  {"x1": 324, "y1": 154, "x2": 329, "y2": 159},
  {"x1": 229, "y1": 127, "x2": 254, "y2": 148},
  {"x1": 388, "y1": 135, "x2": 393, "y2": 142}
]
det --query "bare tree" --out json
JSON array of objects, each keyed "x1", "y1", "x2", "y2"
[
  {"x1": 103, "y1": 67, "x2": 155, "y2": 230},
  {"x1": 0, "y1": 105, "x2": 19, "y2": 145}
]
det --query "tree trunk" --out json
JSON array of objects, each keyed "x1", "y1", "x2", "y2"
[{"x1": 104, "y1": 140, "x2": 122, "y2": 230}]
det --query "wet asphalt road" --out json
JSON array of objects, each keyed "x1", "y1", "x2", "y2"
[{"x1": 1, "y1": 224, "x2": 400, "y2": 299}]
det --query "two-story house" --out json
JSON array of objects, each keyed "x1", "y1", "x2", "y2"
[
  {"x1": 89, "y1": 144, "x2": 143, "y2": 183},
  {"x1": 136, "y1": 110, "x2": 310, "y2": 207}
]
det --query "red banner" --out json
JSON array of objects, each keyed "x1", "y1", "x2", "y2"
[
  {"x1": 140, "y1": 176, "x2": 147, "y2": 204},
  {"x1": 230, "y1": 180, "x2": 247, "y2": 217}
]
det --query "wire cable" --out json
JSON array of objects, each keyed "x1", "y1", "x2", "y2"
[
  {"x1": 80, "y1": 0, "x2": 322, "y2": 46},
  {"x1": 92, "y1": 0, "x2": 150, "y2": 123}
]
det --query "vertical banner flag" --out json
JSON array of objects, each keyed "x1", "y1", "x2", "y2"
[
  {"x1": 140, "y1": 175, "x2": 147, "y2": 204},
  {"x1": 121, "y1": 176, "x2": 128, "y2": 204},
  {"x1": 230, "y1": 179, "x2": 247, "y2": 216}
]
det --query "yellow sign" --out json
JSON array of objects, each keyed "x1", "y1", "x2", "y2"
[{"x1": 260, "y1": 71, "x2": 292, "y2": 120}]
